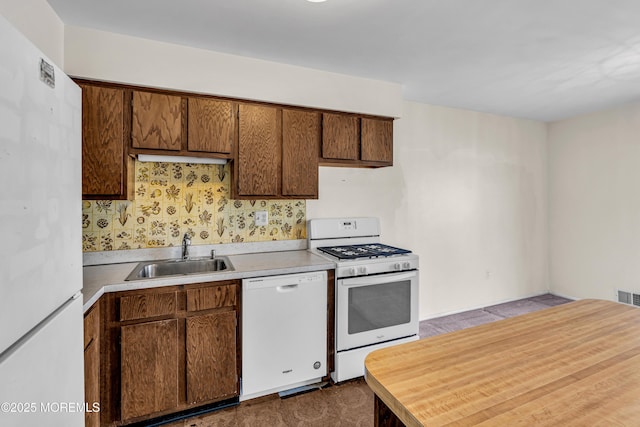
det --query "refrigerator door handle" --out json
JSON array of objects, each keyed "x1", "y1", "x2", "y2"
[{"x1": 0, "y1": 294, "x2": 81, "y2": 363}]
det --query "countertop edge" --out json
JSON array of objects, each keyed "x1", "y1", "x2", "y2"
[
  {"x1": 83, "y1": 288, "x2": 105, "y2": 313},
  {"x1": 82, "y1": 250, "x2": 335, "y2": 313}
]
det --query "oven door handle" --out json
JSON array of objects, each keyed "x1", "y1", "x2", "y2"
[{"x1": 340, "y1": 271, "x2": 416, "y2": 287}]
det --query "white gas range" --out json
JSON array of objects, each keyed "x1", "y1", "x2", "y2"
[{"x1": 307, "y1": 217, "x2": 419, "y2": 383}]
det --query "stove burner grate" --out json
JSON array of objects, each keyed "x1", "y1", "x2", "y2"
[{"x1": 317, "y1": 243, "x2": 411, "y2": 260}]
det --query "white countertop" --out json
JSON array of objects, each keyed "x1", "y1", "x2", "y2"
[{"x1": 82, "y1": 250, "x2": 335, "y2": 312}]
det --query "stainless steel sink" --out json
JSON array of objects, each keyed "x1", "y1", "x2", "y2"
[{"x1": 125, "y1": 257, "x2": 234, "y2": 281}]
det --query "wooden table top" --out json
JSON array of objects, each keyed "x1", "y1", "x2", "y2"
[{"x1": 365, "y1": 299, "x2": 640, "y2": 426}]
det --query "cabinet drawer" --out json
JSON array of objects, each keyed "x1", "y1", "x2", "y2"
[
  {"x1": 187, "y1": 284, "x2": 237, "y2": 312},
  {"x1": 120, "y1": 292, "x2": 177, "y2": 321}
]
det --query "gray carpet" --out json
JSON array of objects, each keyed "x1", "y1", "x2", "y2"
[
  {"x1": 419, "y1": 293, "x2": 573, "y2": 338},
  {"x1": 168, "y1": 293, "x2": 572, "y2": 426}
]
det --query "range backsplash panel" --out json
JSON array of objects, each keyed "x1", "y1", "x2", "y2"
[{"x1": 82, "y1": 161, "x2": 306, "y2": 252}]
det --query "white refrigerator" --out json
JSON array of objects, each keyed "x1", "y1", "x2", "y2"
[{"x1": 0, "y1": 14, "x2": 85, "y2": 427}]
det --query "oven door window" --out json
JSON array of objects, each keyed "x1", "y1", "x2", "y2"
[{"x1": 348, "y1": 280, "x2": 411, "y2": 334}]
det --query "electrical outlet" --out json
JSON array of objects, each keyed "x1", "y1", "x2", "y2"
[{"x1": 255, "y1": 210, "x2": 268, "y2": 226}]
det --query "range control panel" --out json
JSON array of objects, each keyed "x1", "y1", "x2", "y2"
[{"x1": 335, "y1": 255, "x2": 418, "y2": 279}]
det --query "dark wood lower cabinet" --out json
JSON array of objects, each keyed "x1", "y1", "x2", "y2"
[
  {"x1": 98, "y1": 280, "x2": 240, "y2": 426},
  {"x1": 121, "y1": 319, "x2": 179, "y2": 419},
  {"x1": 186, "y1": 311, "x2": 237, "y2": 404},
  {"x1": 84, "y1": 303, "x2": 101, "y2": 427}
]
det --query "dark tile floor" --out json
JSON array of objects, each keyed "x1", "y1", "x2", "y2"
[{"x1": 419, "y1": 293, "x2": 573, "y2": 338}]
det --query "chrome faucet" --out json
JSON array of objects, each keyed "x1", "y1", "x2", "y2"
[{"x1": 181, "y1": 233, "x2": 191, "y2": 260}]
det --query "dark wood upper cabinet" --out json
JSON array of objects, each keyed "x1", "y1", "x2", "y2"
[
  {"x1": 322, "y1": 113, "x2": 360, "y2": 160},
  {"x1": 77, "y1": 79, "x2": 394, "y2": 203},
  {"x1": 80, "y1": 84, "x2": 133, "y2": 199},
  {"x1": 282, "y1": 109, "x2": 320, "y2": 197},
  {"x1": 234, "y1": 105, "x2": 322, "y2": 199},
  {"x1": 187, "y1": 98, "x2": 234, "y2": 154},
  {"x1": 361, "y1": 117, "x2": 393, "y2": 163},
  {"x1": 132, "y1": 91, "x2": 182, "y2": 151},
  {"x1": 236, "y1": 104, "x2": 281, "y2": 197},
  {"x1": 320, "y1": 113, "x2": 393, "y2": 167}
]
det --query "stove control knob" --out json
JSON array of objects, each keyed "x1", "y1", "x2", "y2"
[
  {"x1": 393, "y1": 263, "x2": 401, "y2": 271},
  {"x1": 348, "y1": 267, "x2": 356, "y2": 276},
  {"x1": 358, "y1": 266, "x2": 368, "y2": 275},
  {"x1": 402, "y1": 262, "x2": 411, "y2": 269}
]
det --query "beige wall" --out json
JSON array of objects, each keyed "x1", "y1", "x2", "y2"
[
  {"x1": 63, "y1": 25, "x2": 402, "y2": 118},
  {"x1": 548, "y1": 102, "x2": 640, "y2": 301},
  {"x1": 308, "y1": 101, "x2": 549, "y2": 319},
  {"x1": 0, "y1": 0, "x2": 64, "y2": 66}
]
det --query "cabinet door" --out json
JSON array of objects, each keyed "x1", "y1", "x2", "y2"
[
  {"x1": 84, "y1": 305, "x2": 100, "y2": 427},
  {"x1": 322, "y1": 113, "x2": 359, "y2": 160},
  {"x1": 81, "y1": 84, "x2": 127, "y2": 197},
  {"x1": 121, "y1": 319, "x2": 178, "y2": 420},
  {"x1": 361, "y1": 118, "x2": 393, "y2": 163},
  {"x1": 132, "y1": 91, "x2": 182, "y2": 150},
  {"x1": 186, "y1": 311, "x2": 237, "y2": 404},
  {"x1": 188, "y1": 98, "x2": 233, "y2": 154},
  {"x1": 237, "y1": 104, "x2": 281, "y2": 196},
  {"x1": 84, "y1": 341, "x2": 99, "y2": 427},
  {"x1": 282, "y1": 109, "x2": 320, "y2": 197}
]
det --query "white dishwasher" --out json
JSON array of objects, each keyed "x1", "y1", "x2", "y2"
[{"x1": 241, "y1": 271, "x2": 327, "y2": 401}]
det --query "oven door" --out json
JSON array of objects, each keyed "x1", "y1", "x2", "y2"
[{"x1": 336, "y1": 270, "x2": 419, "y2": 352}]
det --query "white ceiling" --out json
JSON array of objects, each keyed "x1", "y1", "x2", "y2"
[{"x1": 47, "y1": 0, "x2": 640, "y2": 122}]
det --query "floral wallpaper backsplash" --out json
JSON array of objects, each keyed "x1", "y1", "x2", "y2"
[{"x1": 82, "y1": 161, "x2": 306, "y2": 252}]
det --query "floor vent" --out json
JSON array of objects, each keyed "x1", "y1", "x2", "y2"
[{"x1": 617, "y1": 290, "x2": 640, "y2": 307}]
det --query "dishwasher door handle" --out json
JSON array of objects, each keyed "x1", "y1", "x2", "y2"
[{"x1": 276, "y1": 284, "x2": 299, "y2": 293}]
